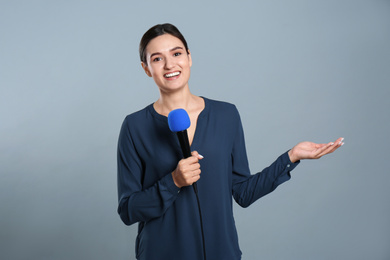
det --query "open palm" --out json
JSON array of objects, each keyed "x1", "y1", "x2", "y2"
[{"x1": 288, "y1": 137, "x2": 344, "y2": 163}]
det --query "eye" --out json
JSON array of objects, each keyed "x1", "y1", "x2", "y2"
[
  {"x1": 152, "y1": 57, "x2": 162, "y2": 62},
  {"x1": 173, "y1": 52, "x2": 182, "y2": 57}
]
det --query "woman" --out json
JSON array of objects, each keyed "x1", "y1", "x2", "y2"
[{"x1": 117, "y1": 23, "x2": 343, "y2": 260}]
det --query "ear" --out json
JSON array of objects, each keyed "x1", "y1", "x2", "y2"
[
  {"x1": 141, "y1": 62, "x2": 152, "y2": 77},
  {"x1": 187, "y1": 50, "x2": 192, "y2": 68}
]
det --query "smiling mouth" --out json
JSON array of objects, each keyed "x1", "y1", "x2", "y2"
[{"x1": 164, "y1": 72, "x2": 180, "y2": 78}]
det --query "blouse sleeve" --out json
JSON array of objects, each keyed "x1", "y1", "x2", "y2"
[
  {"x1": 231, "y1": 108, "x2": 300, "y2": 208},
  {"x1": 117, "y1": 117, "x2": 180, "y2": 226}
]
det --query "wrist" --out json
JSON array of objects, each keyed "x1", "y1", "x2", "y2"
[
  {"x1": 171, "y1": 171, "x2": 181, "y2": 188},
  {"x1": 288, "y1": 149, "x2": 298, "y2": 163}
]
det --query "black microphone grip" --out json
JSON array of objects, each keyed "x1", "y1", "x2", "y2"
[
  {"x1": 176, "y1": 130, "x2": 191, "y2": 158},
  {"x1": 176, "y1": 130, "x2": 198, "y2": 194}
]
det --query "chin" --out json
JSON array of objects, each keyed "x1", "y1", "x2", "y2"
[{"x1": 158, "y1": 84, "x2": 188, "y2": 94}]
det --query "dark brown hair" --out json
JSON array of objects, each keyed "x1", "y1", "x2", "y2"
[{"x1": 139, "y1": 23, "x2": 189, "y2": 64}]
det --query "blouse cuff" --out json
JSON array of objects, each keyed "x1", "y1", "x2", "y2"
[
  {"x1": 282, "y1": 150, "x2": 300, "y2": 172},
  {"x1": 160, "y1": 172, "x2": 181, "y2": 194}
]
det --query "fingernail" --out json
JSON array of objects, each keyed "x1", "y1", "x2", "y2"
[
  {"x1": 198, "y1": 154, "x2": 204, "y2": 159},
  {"x1": 330, "y1": 142, "x2": 334, "y2": 145},
  {"x1": 341, "y1": 142, "x2": 344, "y2": 146},
  {"x1": 341, "y1": 138, "x2": 345, "y2": 142}
]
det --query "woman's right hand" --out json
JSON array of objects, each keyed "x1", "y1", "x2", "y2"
[{"x1": 172, "y1": 151, "x2": 203, "y2": 188}]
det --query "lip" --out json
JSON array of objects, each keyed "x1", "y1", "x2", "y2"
[{"x1": 164, "y1": 71, "x2": 181, "y2": 80}]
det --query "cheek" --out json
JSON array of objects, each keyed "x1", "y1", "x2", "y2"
[
  {"x1": 179, "y1": 59, "x2": 191, "y2": 69},
  {"x1": 149, "y1": 65, "x2": 162, "y2": 77}
]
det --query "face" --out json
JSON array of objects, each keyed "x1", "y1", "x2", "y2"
[{"x1": 141, "y1": 34, "x2": 192, "y2": 94}]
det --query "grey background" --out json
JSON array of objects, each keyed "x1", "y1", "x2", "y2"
[{"x1": 1, "y1": 0, "x2": 389, "y2": 259}]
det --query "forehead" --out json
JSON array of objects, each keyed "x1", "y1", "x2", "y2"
[{"x1": 145, "y1": 34, "x2": 185, "y2": 55}]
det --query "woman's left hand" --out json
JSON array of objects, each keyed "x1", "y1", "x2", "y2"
[{"x1": 288, "y1": 137, "x2": 344, "y2": 163}]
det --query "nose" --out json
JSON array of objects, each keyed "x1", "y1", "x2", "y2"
[{"x1": 164, "y1": 56, "x2": 174, "y2": 70}]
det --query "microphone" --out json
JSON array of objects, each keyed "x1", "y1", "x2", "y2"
[{"x1": 168, "y1": 108, "x2": 197, "y2": 193}]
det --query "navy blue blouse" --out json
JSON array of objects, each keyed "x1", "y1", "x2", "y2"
[{"x1": 117, "y1": 97, "x2": 299, "y2": 260}]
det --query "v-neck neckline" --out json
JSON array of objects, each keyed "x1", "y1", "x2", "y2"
[{"x1": 148, "y1": 96, "x2": 209, "y2": 148}]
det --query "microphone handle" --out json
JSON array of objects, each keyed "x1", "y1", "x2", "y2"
[
  {"x1": 176, "y1": 130, "x2": 198, "y2": 193},
  {"x1": 176, "y1": 130, "x2": 192, "y2": 158}
]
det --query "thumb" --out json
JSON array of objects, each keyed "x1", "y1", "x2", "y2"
[{"x1": 191, "y1": 151, "x2": 204, "y2": 160}]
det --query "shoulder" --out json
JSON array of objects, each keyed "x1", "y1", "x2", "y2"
[
  {"x1": 204, "y1": 97, "x2": 238, "y2": 112},
  {"x1": 125, "y1": 105, "x2": 149, "y2": 120},
  {"x1": 121, "y1": 104, "x2": 153, "y2": 130},
  {"x1": 203, "y1": 97, "x2": 240, "y2": 118}
]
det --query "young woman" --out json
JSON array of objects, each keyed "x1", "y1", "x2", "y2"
[{"x1": 117, "y1": 23, "x2": 343, "y2": 260}]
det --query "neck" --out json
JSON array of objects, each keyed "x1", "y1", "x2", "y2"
[{"x1": 154, "y1": 87, "x2": 197, "y2": 116}]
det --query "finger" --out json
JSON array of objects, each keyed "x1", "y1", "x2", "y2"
[
  {"x1": 314, "y1": 143, "x2": 327, "y2": 149},
  {"x1": 184, "y1": 169, "x2": 201, "y2": 183},
  {"x1": 335, "y1": 137, "x2": 344, "y2": 144},
  {"x1": 190, "y1": 175, "x2": 201, "y2": 185},
  {"x1": 193, "y1": 174, "x2": 201, "y2": 181},
  {"x1": 317, "y1": 139, "x2": 343, "y2": 157},
  {"x1": 180, "y1": 162, "x2": 200, "y2": 175},
  {"x1": 337, "y1": 137, "x2": 345, "y2": 146},
  {"x1": 191, "y1": 151, "x2": 204, "y2": 160},
  {"x1": 313, "y1": 142, "x2": 335, "y2": 157},
  {"x1": 182, "y1": 155, "x2": 199, "y2": 165},
  {"x1": 187, "y1": 163, "x2": 201, "y2": 172},
  {"x1": 325, "y1": 138, "x2": 344, "y2": 153},
  {"x1": 192, "y1": 170, "x2": 201, "y2": 181},
  {"x1": 192, "y1": 169, "x2": 201, "y2": 177},
  {"x1": 317, "y1": 144, "x2": 337, "y2": 157}
]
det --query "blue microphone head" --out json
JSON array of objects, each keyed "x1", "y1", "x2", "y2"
[{"x1": 168, "y1": 108, "x2": 191, "y2": 132}]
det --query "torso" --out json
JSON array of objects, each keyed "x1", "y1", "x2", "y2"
[{"x1": 122, "y1": 97, "x2": 244, "y2": 259}]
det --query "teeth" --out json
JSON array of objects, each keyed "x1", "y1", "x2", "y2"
[{"x1": 165, "y1": 72, "x2": 180, "y2": 78}]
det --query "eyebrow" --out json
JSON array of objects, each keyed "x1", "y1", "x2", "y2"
[{"x1": 149, "y1": 46, "x2": 184, "y2": 59}]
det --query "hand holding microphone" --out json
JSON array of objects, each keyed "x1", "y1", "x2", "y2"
[{"x1": 172, "y1": 151, "x2": 203, "y2": 188}]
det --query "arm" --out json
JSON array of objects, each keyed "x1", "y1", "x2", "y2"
[
  {"x1": 117, "y1": 118, "x2": 180, "y2": 226},
  {"x1": 231, "y1": 109, "x2": 299, "y2": 208},
  {"x1": 232, "y1": 137, "x2": 344, "y2": 208},
  {"x1": 231, "y1": 109, "x2": 344, "y2": 208},
  {"x1": 232, "y1": 153, "x2": 299, "y2": 208}
]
